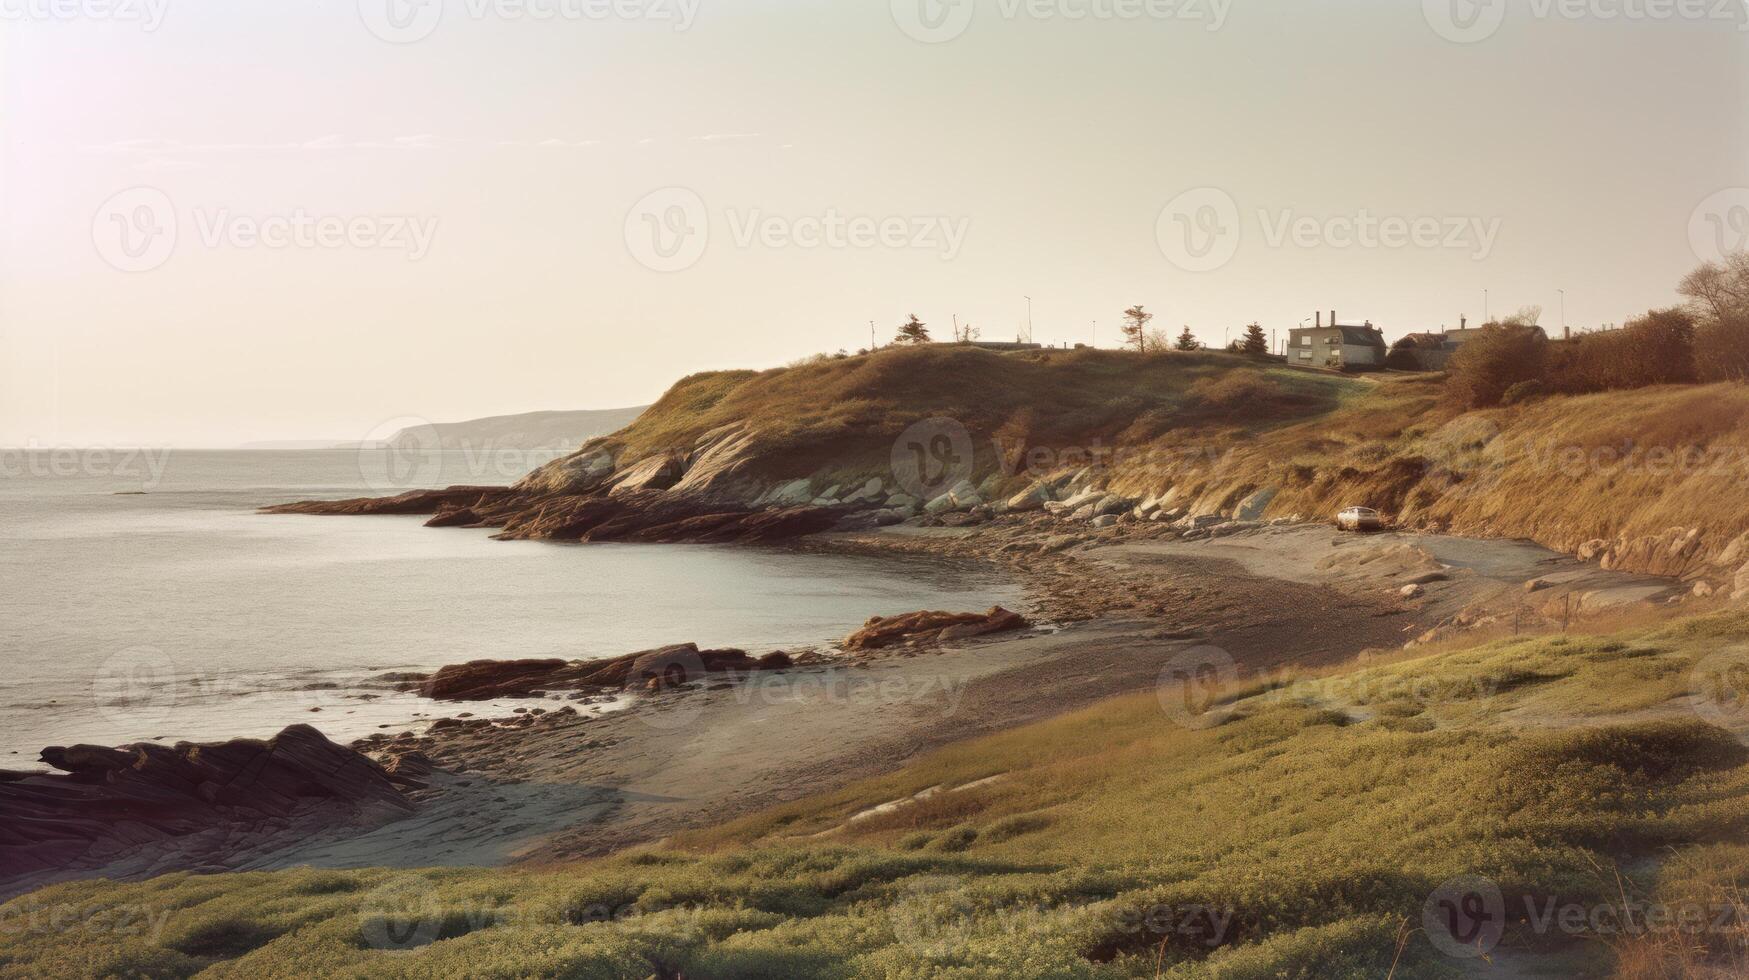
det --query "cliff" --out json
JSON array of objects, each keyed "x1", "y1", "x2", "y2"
[{"x1": 273, "y1": 345, "x2": 1749, "y2": 590}]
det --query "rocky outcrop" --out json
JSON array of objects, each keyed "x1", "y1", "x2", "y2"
[
  {"x1": 416, "y1": 644, "x2": 796, "y2": 701},
  {"x1": 269, "y1": 487, "x2": 842, "y2": 546},
  {"x1": 0, "y1": 725, "x2": 412, "y2": 899},
  {"x1": 843, "y1": 607, "x2": 1029, "y2": 651}
]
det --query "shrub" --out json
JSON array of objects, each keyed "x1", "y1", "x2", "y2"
[
  {"x1": 1696, "y1": 315, "x2": 1749, "y2": 382},
  {"x1": 1445, "y1": 323, "x2": 1549, "y2": 408},
  {"x1": 1548, "y1": 308, "x2": 1697, "y2": 394}
]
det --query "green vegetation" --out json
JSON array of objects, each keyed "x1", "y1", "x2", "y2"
[{"x1": 9, "y1": 614, "x2": 1749, "y2": 978}]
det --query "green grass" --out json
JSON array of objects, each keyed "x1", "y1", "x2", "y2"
[{"x1": 9, "y1": 614, "x2": 1749, "y2": 977}]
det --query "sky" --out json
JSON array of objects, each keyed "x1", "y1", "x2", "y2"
[{"x1": 2, "y1": 0, "x2": 1747, "y2": 446}]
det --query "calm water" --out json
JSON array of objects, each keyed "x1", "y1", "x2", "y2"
[{"x1": 0, "y1": 450, "x2": 1021, "y2": 764}]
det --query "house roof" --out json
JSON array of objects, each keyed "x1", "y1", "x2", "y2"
[{"x1": 1335, "y1": 326, "x2": 1385, "y2": 346}]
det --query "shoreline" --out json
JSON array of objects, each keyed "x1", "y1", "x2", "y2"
[{"x1": 2, "y1": 511, "x2": 1691, "y2": 898}]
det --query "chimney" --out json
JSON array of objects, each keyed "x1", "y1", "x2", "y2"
[
  {"x1": 1316, "y1": 312, "x2": 1322, "y2": 328},
  {"x1": 1460, "y1": 315, "x2": 1467, "y2": 331},
  {"x1": 1331, "y1": 310, "x2": 1337, "y2": 327},
  {"x1": 1563, "y1": 325, "x2": 1571, "y2": 341}
]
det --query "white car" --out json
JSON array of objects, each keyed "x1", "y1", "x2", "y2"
[{"x1": 1336, "y1": 506, "x2": 1384, "y2": 532}]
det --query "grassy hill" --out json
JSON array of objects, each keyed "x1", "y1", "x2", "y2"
[
  {"x1": 537, "y1": 345, "x2": 1749, "y2": 581},
  {"x1": 9, "y1": 612, "x2": 1749, "y2": 977}
]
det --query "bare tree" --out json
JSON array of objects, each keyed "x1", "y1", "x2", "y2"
[
  {"x1": 952, "y1": 319, "x2": 981, "y2": 343},
  {"x1": 1120, "y1": 305, "x2": 1154, "y2": 352}
]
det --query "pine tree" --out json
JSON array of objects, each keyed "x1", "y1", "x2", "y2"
[
  {"x1": 895, "y1": 314, "x2": 931, "y2": 345},
  {"x1": 1241, "y1": 322, "x2": 1269, "y2": 356},
  {"x1": 1120, "y1": 305, "x2": 1154, "y2": 352},
  {"x1": 1174, "y1": 327, "x2": 1200, "y2": 351}
]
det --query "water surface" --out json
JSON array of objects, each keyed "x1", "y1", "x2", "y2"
[{"x1": 0, "y1": 451, "x2": 1021, "y2": 763}]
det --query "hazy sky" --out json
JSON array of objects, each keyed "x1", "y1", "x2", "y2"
[{"x1": 3, "y1": 0, "x2": 1746, "y2": 446}]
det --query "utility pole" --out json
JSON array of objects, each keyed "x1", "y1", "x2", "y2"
[
  {"x1": 1092, "y1": 320, "x2": 1097, "y2": 348},
  {"x1": 869, "y1": 321, "x2": 876, "y2": 350},
  {"x1": 1484, "y1": 289, "x2": 1490, "y2": 323},
  {"x1": 1558, "y1": 289, "x2": 1566, "y2": 335},
  {"x1": 1023, "y1": 295, "x2": 1033, "y2": 344},
  {"x1": 952, "y1": 313, "x2": 960, "y2": 343}
]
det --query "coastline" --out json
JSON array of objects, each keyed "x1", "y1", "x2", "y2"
[{"x1": 2, "y1": 504, "x2": 1691, "y2": 898}]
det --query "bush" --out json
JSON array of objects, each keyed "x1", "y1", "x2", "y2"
[
  {"x1": 1548, "y1": 308, "x2": 1697, "y2": 394},
  {"x1": 1445, "y1": 323, "x2": 1549, "y2": 408},
  {"x1": 1696, "y1": 315, "x2": 1749, "y2": 382}
]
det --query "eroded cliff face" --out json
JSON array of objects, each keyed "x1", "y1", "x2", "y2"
[{"x1": 275, "y1": 348, "x2": 1749, "y2": 593}]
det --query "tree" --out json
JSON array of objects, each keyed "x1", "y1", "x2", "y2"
[
  {"x1": 1174, "y1": 327, "x2": 1200, "y2": 351},
  {"x1": 952, "y1": 319, "x2": 980, "y2": 343},
  {"x1": 895, "y1": 314, "x2": 930, "y2": 345},
  {"x1": 1679, "y1": 252, "x2": 1749, "y2": 324},
  {"x1": 1679, "y1": 252, "x2": 1749, "y2": 382},
  {"x1": 1120, "y1": 305, "x2": 1154, "y2": 352},
  {"x1": 1240, "y1": 322, "x2": 1268, "y2": 356}
]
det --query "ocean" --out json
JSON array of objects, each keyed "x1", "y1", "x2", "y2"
[{"x1": 0, "y1": 449, "x2": 1020, "y2": 765}]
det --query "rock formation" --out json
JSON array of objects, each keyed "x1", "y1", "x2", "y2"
[{"x1": 0, "y1": 725, "x2": 412, "y2": 899}]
